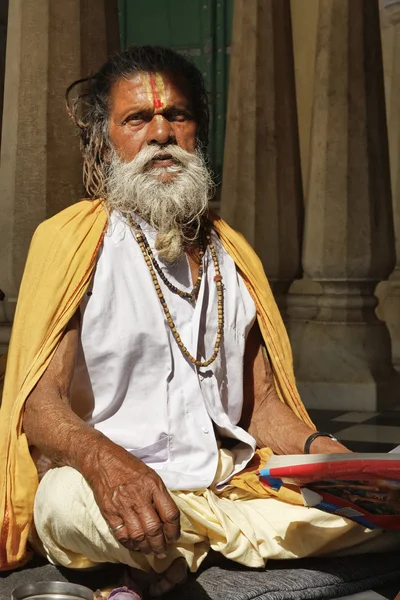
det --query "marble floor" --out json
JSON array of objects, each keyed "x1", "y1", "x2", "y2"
[{"x1": 308, "y1": 409, "x2": 400, "y2": 454}]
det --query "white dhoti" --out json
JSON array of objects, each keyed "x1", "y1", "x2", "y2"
[{"x1": 33, "y1": 450, "x2": 400, "y2": 575}]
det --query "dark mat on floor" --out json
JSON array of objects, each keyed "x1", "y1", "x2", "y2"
[{"x1": 1, "y1": 552, "x2": 400, "y2": 600}]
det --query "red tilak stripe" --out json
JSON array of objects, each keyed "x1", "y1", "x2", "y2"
[{"x1": 149, "y1": 74, "x2": 163, "y2": 109}]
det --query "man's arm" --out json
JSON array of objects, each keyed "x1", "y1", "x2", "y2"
[
  {"x1": 23, "y1": 311, "x2": 180, "y2": 557},
  {"x1": 241, "y1": 323, "x2": 350, "y2": 455}
]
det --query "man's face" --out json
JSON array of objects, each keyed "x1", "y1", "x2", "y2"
[
  {"x1": 108, "y1": 70, "x2": 198, "y2": 175},
  {"x1": 105, "y1": 69, "x2": 212, "y2": 264}
]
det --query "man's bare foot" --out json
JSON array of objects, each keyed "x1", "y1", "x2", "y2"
[{"x1": 149, "y1": 557, "x2": 188, "y2": 597}]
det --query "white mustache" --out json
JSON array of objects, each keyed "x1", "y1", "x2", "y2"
[
  {"x1": 106, "y1": 144, "x2": 214, "y2": 262},
  {"x1": 127, "y1": 144, "x2": 195, "y2": 175}
]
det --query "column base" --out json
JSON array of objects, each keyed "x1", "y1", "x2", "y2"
[
  {"x1": 377, "y1": 274, "x2": 400, "y2": 371},
  {"x1": 0, "y1": 322, "x2": 10, "y2": 401},
  {"x1": 297, "y1": 378, "x2": 400, "y2": 412},
  {"x1": 287, "y1": 317, "x2": 400, "y2": 412},
  {"x1": 0, "y1": 321, "x2": 12, "y2": 354},
  {"x1": 0, "y1": 297, "x2": 15, "y2": 354}
]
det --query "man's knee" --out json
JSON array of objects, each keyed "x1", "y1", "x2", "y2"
[{"x1": 34, "y1": 466, "x2": 88, "y2": 534}]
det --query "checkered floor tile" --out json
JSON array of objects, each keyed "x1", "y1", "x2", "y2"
[{"x1": 307, "y1": 409, "x2": 400, "y2": 453}]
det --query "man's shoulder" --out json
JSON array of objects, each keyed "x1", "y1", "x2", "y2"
[
  {"x1": 34, "y1": 199, "x2": 105, "y2": 239},
  {"x1": 22, "y1": 199, "x2": 107, "y2": 283}
]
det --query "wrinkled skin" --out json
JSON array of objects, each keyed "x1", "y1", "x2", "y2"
[
  {"x1": 23, "y1": 70, "x2": 350, "y2": 597},
  {"x1": 25, "y1": 72, "x2": 201, "y2": 570},
  {"x1": 108, "y1": 72, "x2": 197, "y2": 181},
  {"x1": 88, "y1": 443, "x2": 180, "y2": 556}
]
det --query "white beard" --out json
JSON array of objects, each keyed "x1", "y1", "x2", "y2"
[{"x1": 106, "y1": 144, "x2": 214, "y2": 263}]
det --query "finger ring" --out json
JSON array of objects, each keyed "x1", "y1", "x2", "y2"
[{"x1": 111, "y1": 523, "x2": 125, "y2": 533}]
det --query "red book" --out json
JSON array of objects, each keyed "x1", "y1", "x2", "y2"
[{"x1": 259, "y1": 453, "x2": 400, "y2": 529}]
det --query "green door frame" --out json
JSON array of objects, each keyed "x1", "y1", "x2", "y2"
[{"x1": 117, "y1": 0, "x2": 233, "y2": 181}]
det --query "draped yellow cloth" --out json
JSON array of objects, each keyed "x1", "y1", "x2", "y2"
[{"x1": 0, "y1": 199, "x2": 313, "y2": 570}]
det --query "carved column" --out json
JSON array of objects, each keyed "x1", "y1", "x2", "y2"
[
  {"x1": 220, "y1": 0, "x2": 303, "y2": 312},
  {"x1": 0, "y1": 0, "x2": 9, "y2": 145},
  {"x1": 290, "y1": 0, "x2": 398, "y2": 411},
  {"x1": 0, "y1": 0, "x2": 119, "y2": 353},
  {"x1": 378, "y1": 0, "x2": 400, "y2": 370}
]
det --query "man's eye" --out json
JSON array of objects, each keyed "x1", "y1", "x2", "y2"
[
  {"x1": 170, "y1": 111, "x2": 188, "y2": 122},
  {"x1": 123, "y1": 114, "x2": 143, "y2": 125}
]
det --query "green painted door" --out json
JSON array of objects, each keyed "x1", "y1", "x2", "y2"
[{"x1": 118, "y1": 0, "x2": 233, "y2": 181}]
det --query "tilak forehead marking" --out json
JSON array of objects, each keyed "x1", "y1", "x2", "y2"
[{"x1": 142, "y1": 72, "x2": 166, "y2": 109}]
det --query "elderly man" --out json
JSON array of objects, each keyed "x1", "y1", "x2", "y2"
[{"x1": 0, "y1": 46, "x2": 394, "y2": 599}]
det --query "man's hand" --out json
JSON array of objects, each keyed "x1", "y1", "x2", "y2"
[
  {"x1": 85, "y1": 443, "x2": 180, "y2": 557},
  {"x1": 23, "y1": 311, "x2": 180, "y2": 557},
  {"x1": 307, "y1": 435, "x2": 351, "y2": 455}
]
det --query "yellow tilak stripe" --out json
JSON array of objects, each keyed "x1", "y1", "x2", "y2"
[{"x1": 153, "y1": 72, "x2": 167, "y2": 108}]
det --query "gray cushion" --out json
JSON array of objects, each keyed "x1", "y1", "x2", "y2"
[
  {"x1": 1, "y1": 553, "x2": 400, "y2": 600},
  {"x1": 175, "y1": 554, "x2": 400, "y2": 600}
]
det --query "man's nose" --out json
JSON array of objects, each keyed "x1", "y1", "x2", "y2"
[{"x1": 146, "y1": 114, "x2": 175, "y2": 146}]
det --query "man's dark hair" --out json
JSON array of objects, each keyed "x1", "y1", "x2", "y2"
[{"x1": 66, "y1": 45, "x2": 210, "y2": 199}]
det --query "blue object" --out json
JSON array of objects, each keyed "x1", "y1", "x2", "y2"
[{"x1": 259, "y1": 474, "x2": 284, "y2": 491}]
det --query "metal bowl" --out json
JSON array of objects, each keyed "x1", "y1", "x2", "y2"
[{"x1": 11, "y1": 581, "x2": 93, "y2": 600}]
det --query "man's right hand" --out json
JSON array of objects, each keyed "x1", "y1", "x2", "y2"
[
  {"x1": 23, "y1": 311, "x2": 180, "y2": 559},
  {"x1": 84, "y1": 442, "x2": 181, "y2": 557}
]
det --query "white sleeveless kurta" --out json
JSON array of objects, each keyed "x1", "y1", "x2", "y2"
[
  {"x1": 79, "y1": 212, "x2": 257, "y2": 491},
  {"x1": 35, "y1": 214, "x2": 395, "y2": 574}
]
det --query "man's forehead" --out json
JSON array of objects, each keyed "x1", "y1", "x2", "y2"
[
  {"x1": 109, "y1": 71, "x2": 192, "y2": 110},
  {"x1": 141, "y1": 72, "x2": 166, "y2": 108}
]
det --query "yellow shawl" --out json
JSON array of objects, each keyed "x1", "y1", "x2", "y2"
[{"x1": 0, "y1": 199, "x2": 312, "y2": 570}]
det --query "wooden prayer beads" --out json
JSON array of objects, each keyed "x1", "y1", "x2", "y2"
[
  {"x1": 128, "y1": 216, "x2": 224, "y2": 368},
  {"x1": 131, "y1": 219, "x2": 205, "y2": 304}
]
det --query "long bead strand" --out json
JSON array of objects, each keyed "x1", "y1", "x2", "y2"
[
  {"x1": 130, "y1": 218, "x2": 205, "y2": 304},
  {"x1": 129, "y1": 216, "x2": 224, "y2": 368}
]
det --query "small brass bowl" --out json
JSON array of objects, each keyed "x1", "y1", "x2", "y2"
[{"x1": 11, "y1": 581, "x2": 93, "y2": 600}]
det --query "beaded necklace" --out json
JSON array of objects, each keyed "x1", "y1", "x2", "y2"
[
  {"x1": 128, "y1": 215, "x2": 224, "y2": 368},
  {"x1": 131, "y1": 219, "x2": 205, "y2": 304}
]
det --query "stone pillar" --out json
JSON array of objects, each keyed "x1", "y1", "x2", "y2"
[
  {"x1": 220, "y1": 0, "x2": 303, "y2": 311},
  {"x1": 378, "y1": 1, "x2": 400, "y2": 370},
  {"x1": 0, "y1": 0, "x2": 9, "y2": 145},
  {"x1": 290, "y1": 0, "x2": 398, "y2": 411},
  {"x1": 0, "y1": 0, "x2": 119, "y2": 353}
]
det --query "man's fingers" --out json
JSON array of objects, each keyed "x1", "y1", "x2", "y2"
[
  {"x1": 137, "y1": 505, "x2": 168, "y2": 557},
  {"x1": 105, "y1": 478, "x2": 180, "y2": 556},
  {"x1": 108, "y1": 511, "x2": 152, "y2": 554},
  {"x1": 108, "y1": 516, "x2": 131, "y2": 548},
  {"x1": 154, "y1": 493, "x2": 181, "y2": 543},
  {"x1": 162, "y1": 511, "x2": 181, "y2": 544},
  {"x1": 122, "y1": 510, "x2": 153, "y2": 555}
]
